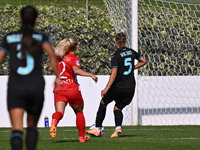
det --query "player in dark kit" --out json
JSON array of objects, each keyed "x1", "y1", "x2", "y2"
[
  {"x1": 86, "y1": 32, "x2": 147, "y2": 138},
  {"x1": 0, "y1": 5, "x2": 60, "y2": 150}
]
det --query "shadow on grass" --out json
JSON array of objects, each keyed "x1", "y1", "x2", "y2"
[
  {"x1": 119, "y1": 134, "x2": 142, "y2": 138},
  {"x1": 53, "y1": 140, "x2": 78, "y2": 143}
]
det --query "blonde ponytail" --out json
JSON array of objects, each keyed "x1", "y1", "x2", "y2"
[
  {"x1": 55, "y1": 35, "x2": 78, "y2": 58},
  {"x1": 55, "y1": 39, "x2": 71, "y2": 57}
]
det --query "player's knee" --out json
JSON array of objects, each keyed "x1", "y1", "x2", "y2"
[
  {"x1": 100, "y1": 99, "x2": 105, "y2": 104},
  {"x1": 73, "y1": 106, "x2": 82, "y2": 113},
  {"x1": 100, "y1": 99, "x2": 108, "y2": 106},
  {"x1": 114, "y1": 106, "x2": 121, "y2": 111},
  {"x1": 75, "y1": 110, "x2": 83, "y2": 114}
]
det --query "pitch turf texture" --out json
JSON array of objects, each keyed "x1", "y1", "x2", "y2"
[{"x1": 0, "y1": 126, "x2": 200, "y2": 150}]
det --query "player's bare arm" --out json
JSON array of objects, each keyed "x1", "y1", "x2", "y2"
[
  {"x1": 0, "y1": 50, "x2": 6, "y2": 64},
  {"x1": 101, "y1": 67, "x2": 117, "y2": 97},
  {"x1": 134, "y1": 56, "x2": 147, "y2": 69},
  {"x1": 72, "y1": 66, "x2": 98, "y2": 82}
]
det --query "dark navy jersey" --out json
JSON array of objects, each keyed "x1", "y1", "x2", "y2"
[
  {"x1": 111, "y1": 47, "x2": 142, "y2": 89},
  {"x1": 0, "y1": 29, "x2": 51, "y2": 86}
]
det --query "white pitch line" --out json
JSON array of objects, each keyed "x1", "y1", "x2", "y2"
[
  {"x1": 39, "y1": 137, "x2": 200, "y2": 141},
  {"x1": 42, "y1": 128, "x2": 186, "y2": 132},
  {"x1": 128, "y1": 137, "x2": 200, "y2": 140},
  {"x1": 0, "y1": 128, "x2": 188, "y2": 133}
]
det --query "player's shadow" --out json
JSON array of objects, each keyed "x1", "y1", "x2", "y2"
[
  {"x1": 53, "y1": 140, "x2": 78, "y2": 143},
  {"x1": 119, "y1": 134, "x2": 141, "y2": 138}
]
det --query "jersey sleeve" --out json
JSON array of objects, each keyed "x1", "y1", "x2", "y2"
[
  {"x1": 134, "y1": 50, "x2": 142, "y2": 60},
  {"x1": 42, "y1": 34, "x2": 52, "y2": 45},
  {"x1": 0, "y1": 36, "x2": 9, "y2": 53},
  {"x1": 111, "y1": 54, "x2": 119, "y2": 68},
  {"x1": 71, "y1": 57, "x2": 81, "y2": 68}
]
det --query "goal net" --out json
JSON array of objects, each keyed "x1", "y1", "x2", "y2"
[
  {"x1": 103, "y1": 0, "x2": 133, "y2": 47},
  {"x1": 103, "y1": 0, "x2": 200, "y2": 125}
]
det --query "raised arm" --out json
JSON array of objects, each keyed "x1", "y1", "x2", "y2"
[{"x1": 72, "y1": 66, "x2": 98, "y2": 82}]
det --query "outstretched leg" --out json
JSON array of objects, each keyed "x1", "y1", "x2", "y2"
[
  {"x1": 50, "y1": 101, "x2": 66, "y2": 138},
  {"x1": 95, "y1": 100, "x2": 107, "y2": 128},
  {"x1": 86, "y1": 100, "x2": 107, "y2": 137}
]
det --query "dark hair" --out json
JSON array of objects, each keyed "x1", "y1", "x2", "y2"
[
  {"x1": 115, "y1": 32, "x2": 126, "y2": 48},
  {"x1": 20, "y1": 5, "x2": 40, "y2": 56}
]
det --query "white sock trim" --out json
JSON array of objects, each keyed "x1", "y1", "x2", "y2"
[
  {"x1": 116, "y1": 126, "x2": 121, "y2": 130},
  {"x1": 95, "y1": 127, "x2": 101, "y2": 131}
]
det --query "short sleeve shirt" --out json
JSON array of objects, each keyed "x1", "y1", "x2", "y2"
[
  {"x1": 0, "y1": 30, "x2": 51, "y2": 86},
  {"x1": 56, "y1": 52, "x2": 81, "y2": 90},
  {"x1": 111, "y1": 47, "x2": 142, "y2": 89},
  {"x1": 0, "y1": 30, "x2": 51, "y2": 91}
]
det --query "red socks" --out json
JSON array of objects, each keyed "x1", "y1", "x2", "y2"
[
  {"x1": 76, "y1": 112, "x2": 85, "y2": 137},
  {"x1": 51, "y1": 111, "x2": 85, "y2": 137},
  {"x1": 52, "y1": 112, "x2": 63, "y2": 127}
]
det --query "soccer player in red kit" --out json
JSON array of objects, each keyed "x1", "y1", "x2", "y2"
[{"x1": 49, "y1": 35, "x2": 98, "y2": 143}]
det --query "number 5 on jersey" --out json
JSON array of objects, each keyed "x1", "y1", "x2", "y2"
[{"x1": 123, "y1": 57, "x2": 132, "y2": 75}]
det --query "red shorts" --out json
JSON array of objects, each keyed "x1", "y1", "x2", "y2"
[{"x1": 54, "y1": 88, "x2": 84, "y2": 106}]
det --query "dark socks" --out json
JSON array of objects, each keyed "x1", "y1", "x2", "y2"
[
  {"x1": 26, "y1": 127, "x2": 38, "y2": 150},
  {"x1": 114, "y1": 110, "x2": 123, "y2": 127},
  {"x1": 95, "y1": 103, "x2": 107, "y2": 127},
  {"x1": 10, "y1": 130, "x2": 23, "y2": 150}
]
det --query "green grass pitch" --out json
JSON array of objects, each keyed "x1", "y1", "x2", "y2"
[{"x1": 0, "y1": 126, "x2": 200, "y2": 150}]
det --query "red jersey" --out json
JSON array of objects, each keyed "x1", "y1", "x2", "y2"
[{"x1": 54, "y1": 52, "x2": 81, "y2": 91}]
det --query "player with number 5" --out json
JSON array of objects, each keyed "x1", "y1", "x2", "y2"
[{"x1": 86, "y1": 32, "x2": 147, "y2": 138}]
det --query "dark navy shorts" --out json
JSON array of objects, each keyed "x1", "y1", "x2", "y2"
[
  {"x1": 7, "y1": 82, "x2": 45, "y2": 115},
  {"x1": 102, "y1": 87, "x2": 135, "y2": 110}
]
